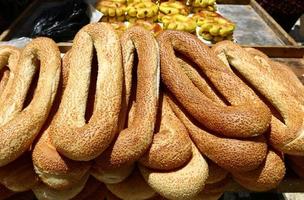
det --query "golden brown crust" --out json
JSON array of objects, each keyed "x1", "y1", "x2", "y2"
[
  {"x1": 0, "y1": 38, "x2": 61, "y2": 166},
  {"x1": 213, "y1": 41, "x2": 304, "y2": 155},
  {"x1": 157, "y1": 30, "x2": 271, "y2": 139},
  {"x1": 93, "y1": 26, "x2": 159, "y2": 172},
  {"x1": 232, "y1": 150, "x2": 286, "y2": 191},
  {"x1": 0, "y1": 151, "x2": 39, "y2": 192},
  {"x1": 32, "y1": 51, "x2": 91, "y2": 190},
  {"x1": 49, "y1": 23, "x2": 123, "y2": 161},
  {"x1": 139, "y1": 143, "x2": 208, "y2": 200},
  {"x1": 33, "y1": 131, "x2": 91, "y2": 190},
  {"x1": 245, "y1": 48, "x2": 304, "y2": 106},
  {"x1": 139, "y1": 94, "x2": 192, "y2": 170},
  {"x1": 167, "y1": 94, "x2": 268, "y2": 173},
  {"x1": 106, "y1": 168, "x2": 156, "y2": 200}
]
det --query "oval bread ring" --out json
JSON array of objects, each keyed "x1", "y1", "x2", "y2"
[
  {"x1": 165, "y1": 54, "x2": 267, "y2": 172},
  {"x1": 33, "y1": 131, "x2": 91, "y2": 190},
  {"x1": 93, "y1": 26, "x2": 159, "y2": 177},
  {"x1": 157, "y1": 30, "x2": 271, "y2": 138},
  {"x1": 32, "y1": 173, "x2": 89, "y2": 200},
  {"x1": 245, "y1": 47, "x2": 304, "y2": 107},
  {"x1": 139, "y1": 143, "x2": 208, "y2": 200},
  {"x1": 49, "y1": 23, "x2": 123, "y2": 161},
  {"x1": 32, "y1": 51, "x2": 91, "y2": 190},
  {"x1": 71, "y1": 176, "x2": 107, "y2": 200},
  {"x1": 106, "y1": 168, "x2": 156, "y2": 200},
  {"x1": 232, "y1": 150, "x2": 285, "y2": 192},
  {"x1": 0, "y1": 151, "x2": 38, "y2": 192},
  {"x1": 139, "y1": 94, "x2": 192, "y2": 171},
  {"x1": 0, "y1": 38, "x2": 61, "y2": 167},
  {"x1": 167, "y1": 94, "x2": 268, "y2": 173},
  {"x1": 213, "y1": 41, "x2": 304, "y2": 155}
]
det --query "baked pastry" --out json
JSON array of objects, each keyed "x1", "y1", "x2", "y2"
[
  {"x1": 129, "y1": 20, "x2": 163, "y2": 35},
  {"x1": 157, "y1": 30, "x2": 270, "y2": 174},
  {"x1": 32, "y1": 51, "x2": 91, "y2": 190},
  {"x1": 97, "y1": 1, "x2": 127, "y2": 22},
  {"x1": 213, "y1": 41, "x2": 304, "y2": 156},
  {"x1": 49, "y1": 23, "x2": 123, "y2": 161},
  {"x1": 126, "y1": 1, "x2": 159, "y2": 22},
  {"x1": 0, "y1": 38, "x2": 61, "y2": 167},
  {"x1": 139, "y1": 143, "x2": 208, "y2": 200},
  {"x1": 162, "y1": 14, "x2": 196, "y2": 33},
  {"x1": 158, "y1": 1, "x2": 189, "y2": 21},
  {"x1": 194, "y1": 11, "x2": 235, "y2": 42},
  {"x1": 92, "y1": 26, "x2": 159, "y2": 184},
  {"x1": 139, "y1": 94, "x2": 192, "y2": 171},
  {"x1": 190, "y1": 0, "x2": 217, "y2": 12}
]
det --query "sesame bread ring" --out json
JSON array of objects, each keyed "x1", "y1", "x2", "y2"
[
  {"x1": 139, "y1": 143, "x2": 208, "y2": 200},
  {"x1": 139, "y1": 94, "x2": 192, "y2": 171},
  {"x1": 0, "y1": 38, "x2": 61, "y2": 167},
  {"x1": 245, "y1": 47, "x2": 304, "y2": 106},
  {"x1": 32, "y1": 51, "x2": 91, "y2": 190},
  {"x1": 164, "y1": 52, "x2": 267, "y2": 173},
  {"x1": 157, "y1": 30, "x2": 271, "y2": 138},
  {"x1": 213, "y1": 41, "x2": 304, "y2": 155},
  {"x1": 93, "y1": 26, "x2": 159, "y2": 179},
  {"x1": 167, "y1": 94, "x2": 268, "y2": 173},
  {"x1": 232, "y1": 150, "x2": 285, "y2": 191},
  {"x1": 49, "y1": 23, "x2": 123, "y2": 161}
]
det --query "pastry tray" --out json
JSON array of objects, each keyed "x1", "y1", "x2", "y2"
[{"x1": 0, "y1": 0, "x2": 298, "y2": 46}]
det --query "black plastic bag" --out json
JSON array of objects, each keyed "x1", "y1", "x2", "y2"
[{"x1": 30, "y1": 0, "x2": 90, "y2": 42}]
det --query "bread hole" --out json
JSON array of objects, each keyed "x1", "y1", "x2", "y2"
[
  {"x1": 175, "y1": 51, "x2": 230, "y2": 106},
  {"x1": 125, "y1": 50, "x2": 139, "y2": 128},
  {"x1": 85, "y1": 48, "x2": 98, "y2": 123},
  {"x1": 229, "y1": 65, "x2": 285, "y2": 123},
  {"x1": 22, "y1": 59, "x2": 40, "y2": 110},
  {"x1": 0, "y1": 66, "x2": 10, "y2": 95}
]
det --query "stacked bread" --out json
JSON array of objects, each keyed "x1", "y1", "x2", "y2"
[{"x1": 0, "y1": 22, "x2": 303, "y2": 200}]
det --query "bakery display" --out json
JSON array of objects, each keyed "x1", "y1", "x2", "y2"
[
  {"x1": 95, "y1": 0, "x2": 235, "y2": 42},
  {"x1": 194, "y1": 11, "x2": 235, "y2": 42},
  {"x1": 0, "y1": 22, "x2": 303, "y2": 199}
]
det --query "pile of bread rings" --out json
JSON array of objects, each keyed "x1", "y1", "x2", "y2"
[
  {"x1": 95, "y1": 0, "x2": 235, "y2": 42},
  {"x1": 0, "y1": 22, "x2": 303, "y2": 200}
]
